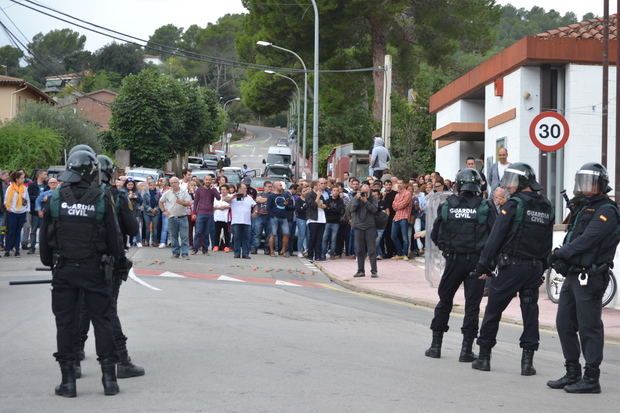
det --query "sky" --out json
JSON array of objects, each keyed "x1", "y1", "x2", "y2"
[{"x1": 0, "y1": 0, "x2": 612, "y2": 53}]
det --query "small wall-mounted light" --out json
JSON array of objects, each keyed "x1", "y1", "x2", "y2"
[{"x1": 522, "y1": 92, "x2": 531, "y2": 99}]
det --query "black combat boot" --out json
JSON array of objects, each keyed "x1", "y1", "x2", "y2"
[
  {"x1": 55, "y1": 362, "x2": 77, "y2": 398},
  {"x1": 564, "y1": 365, "x2": 601, "y2": 394},
  {"x1": 472, "y1": 347, "x2": 491, "y2": 371},
  {"x1": 424, "y1": 331, "x2": 443, "y2": 358},
  {"x1": 458, "y1": 337, "x2": 476, "y2": 362},
  {"x1": 101, "y1": 359, "x2": 120, "y2": 395},
  {"x1": 74, "y1": 360, "x2": 82, "y2": 379},
  {"x1": 547, "y1": 361, "x2": 582, "y2": 389},
  {"x1": 521, "y1": 349, "x2": 536, "y2": 376},
  {"x1": 116, "y1": 351, "x2": 145, "y2": 379}
]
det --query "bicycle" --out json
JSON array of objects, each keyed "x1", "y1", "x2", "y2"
[{"x1": 545, "y1": 267, "x2": 618, "y2": 307}]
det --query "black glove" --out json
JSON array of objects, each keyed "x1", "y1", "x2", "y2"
[
  {"x1": 116, "y1": 255, "x2": 133, "y2": 281},
  {"x1": 549, "y1": 248, "x2": 569, "y2": 276}
]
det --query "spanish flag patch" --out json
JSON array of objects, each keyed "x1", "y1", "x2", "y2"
[
  {"x1": 501, "y1": 209, "x2": 507, "y2": 215},
  {"x1": 600, "y1": 215, "x2": 608, "y2": 222}
]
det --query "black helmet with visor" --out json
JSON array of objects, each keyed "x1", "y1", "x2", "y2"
[
  {"x1": 574, "y1": 162, "x2": 610, "y2": 196},
  {"x1": 500, "y1": 162, "x2": 542, "y2": 192},
  {"x1": 455, "y1": 168, "x2": 482, "y2": 193}
]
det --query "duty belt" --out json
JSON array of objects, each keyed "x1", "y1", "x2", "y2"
[{"x1": 498, "y1": 254, "x2": 541, "y2": 266}]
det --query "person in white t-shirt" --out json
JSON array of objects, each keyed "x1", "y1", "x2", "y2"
[
  {"x1": 305, "y1": 180, "x2": 327, "y2": 262},
  {"x1": 489, "y1": 147, "x2": 509, "y2": 192},
  {"x1": 213, "y1": 184, "x2": 232, "y2": 252},
  {"x1": 223, "y1": 183, "x2": 256, "y2": 259}
]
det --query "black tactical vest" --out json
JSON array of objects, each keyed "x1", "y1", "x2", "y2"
[
  {"x1": 437, "y1": 194, "x2": 490, "y2": 254},
  {"x1": 564, "y1": 196, "x2": 620, "y2": 267},
  {"x1": 501, "y1": 192, "x2": 554, "y2": 259},
  {"x1": 49, "y1": 183, "x2": 107, "y2": 260}
]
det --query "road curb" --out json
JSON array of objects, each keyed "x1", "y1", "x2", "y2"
[{"x1": 314, "y1": 262, "x2": 620, "y2": 342}]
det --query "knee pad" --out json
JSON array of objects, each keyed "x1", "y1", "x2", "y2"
[{"x1": 520, "y1": 288, "x2": 538, "y2": 304}]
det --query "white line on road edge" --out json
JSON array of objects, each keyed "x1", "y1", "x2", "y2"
[{"x1": 128, "y1": 268, "x2": 161, "y2": 291}]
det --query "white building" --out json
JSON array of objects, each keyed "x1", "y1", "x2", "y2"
[{"x1": 430, "y1": 15, "x2": 618, "y2": 221}]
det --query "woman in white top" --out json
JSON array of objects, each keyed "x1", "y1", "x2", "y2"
[
  {"x1": 305, "y1": 180, "x2": 327, "y2": 262},
  {"x1": 223, "y1": 183, "x2": 256, "y2": 259},
  {"x1": 3, "y1": 170, "x2": 30, "y2": 257},
  {"x1": 213, "y1": 184, "x2": 232, "y2": 252}
]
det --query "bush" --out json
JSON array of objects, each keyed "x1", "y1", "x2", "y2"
[{"x1": 0, "y1": 121, "x2": 63, "y2": 171}]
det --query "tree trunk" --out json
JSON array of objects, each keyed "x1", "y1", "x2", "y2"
[{"x1": 369, "y1": 15, "x2": 387, "y2": 122}]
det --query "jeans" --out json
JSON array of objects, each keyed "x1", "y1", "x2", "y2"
[
  {"x1": 375, "y1": 229, "x2": 385, "y2": 258},
  {"x1": 194, "y1": 214, "x2": 215, "y2": 252},
  {"x1": 168, "y1": 216, "x2": 189, "y2": 256},
  {"x1": 252, "y1": 215, "x2": 270, "y2": 250},
  {"x1": 159, "y1": 214, "x2": 169, "y2": 244},
  {"x1": 391, "y1": 219, "x2": 409, "y2": 257},
  {"x1": 322, "y1": 223, "x2": 339, "y2": 257},
  {"x1": 307, "y1": 223, "x2": 325, "y2": 261},
  {"x1": 133, "y1": 216, "x2": 142, "y2": 245},
  {"x1": 143, "y1": 212, "x2": 160, "y2": 244},
  {"x1": 29, "y1": 214, "x2": 41, "y2": 250},
  {"x1": 296, "y1": 218, "x2": 307, "y2": 252},
  {"x1": 270, "y1": 216, "x2": 290, "y2": 236},
  {"x1": 414, "y1": 217, "x2": 423, "y2": 250},
  {"x1": 0, "y1": 211, "x2": 5, "y2": 247},
  {"x1": 5, "y1": 212, "x2": 27, "y2": 253},
  {"x1": 288, "y1": 220, "x2": 296, "y2": 253},
  {"x1": 347, "y1": 228, "x2": 356, "y2": 256},
  {"x1": 232, "y1": 224, "x2": 251, "y2": 257}
]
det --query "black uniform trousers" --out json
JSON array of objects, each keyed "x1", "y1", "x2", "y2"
[
  {"x1": 52, "y1": 260, "x2": 115, "y2": 362},
  {"x1": 77, "y1": 274, "x2": 128, "y2": 355},
  {"x1": 556, "y1": 270, "x2": 609, "y2": 367},
  {"x1": 430, "y1": 254, "x2": 485, "y2": 338},
  {"x1": 477, "y1": 260, "x2": 543, "y2": 350}
]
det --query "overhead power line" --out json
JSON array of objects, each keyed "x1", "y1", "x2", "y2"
[{"x1": 10, "y1": 0, "x2": 382, "y2": 74}]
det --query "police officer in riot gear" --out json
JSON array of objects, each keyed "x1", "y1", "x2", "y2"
[
  {"x1": 547, "y1": 163, "x2": 620, "y2": 394},
  {"x1": 39, "y1": 149, "x2": 123, "y2": 397},
  {"x1": 76, "y1": 155, "x2": 144, "y2": 379},
  {"x1": 471, "y1": 162, "x2": 553, "y2": 375},
  {"x1": 68, "y1": 144, "x2": 96, "y2": 157},
  {"x1": 426, "y1": 168, "x2": 493, "y2": 361}
]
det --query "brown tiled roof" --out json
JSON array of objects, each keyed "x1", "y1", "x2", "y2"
[
  {"x1": 537, "y1": 14, "x2": 617, "y2": 40},
  {"x1": 0, "y1": 75, "x2": 54, "y2": 103}
]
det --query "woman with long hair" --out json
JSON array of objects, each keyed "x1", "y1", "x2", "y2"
[{"x1": 3, "y1": 170, "x2": 30, "y2": 257}]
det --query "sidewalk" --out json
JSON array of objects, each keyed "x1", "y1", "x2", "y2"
[{"x1": 316, "y1": 257, "x2": 620, "y2": 341}]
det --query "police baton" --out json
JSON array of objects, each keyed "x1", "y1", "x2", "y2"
[{"x1": 8, "y1": 267, "x2": 52, "y2": 285}]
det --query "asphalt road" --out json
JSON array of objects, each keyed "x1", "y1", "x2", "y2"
[
  {"x1": 1, "y1": 246, "x2": 620, "y2": 412},
  {"x1": 231, "y1": 124, "x2": 288, "y2": 173}
]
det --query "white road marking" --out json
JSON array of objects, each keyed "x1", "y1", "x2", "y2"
[
  {"x1": 275, "y1": 280, "x2": 301, "y2": 287},
  {"x1": 128, "y1": 268, "x2": 161, "y2": 291},
  {"x1": 217, "y1": 275, "x2": 245, "y2": 282},
  {"x1": 160, "y1": 271, "x2": 184, "y2": 278}
]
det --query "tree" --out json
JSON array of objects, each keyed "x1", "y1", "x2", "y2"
[
  {"x1": 93, "y1": 43, "x2": 145, "y2": 77},
  {"x1": 0, "y1": 45, "x2": 23, "y2": 76},
  {"x1": 27, "y1": 29, "x2": 87, "y2": 81},
  {"x1": 110, "y1": 69, "x2": 224, "y2": 167},
  {"x1": 63, "y1": 50, "x2": 93, "y2": 73},
  {"x1": 0, "y1": 121, "x2": 63, "y2": 171},
  {"x1": 80, "y1": 70, "x2": 123, "y2": 93},
  {"x1": 146, "y1": 24, "x2": 183, "y2": 59},
  {"x1": 14, "y1": 101, "x2": 102, "y2": 153}
]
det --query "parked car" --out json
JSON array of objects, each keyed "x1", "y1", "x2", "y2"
[
  {"x1": 187, "y1": 156, "x2": 204, "y2": 169},
  {"x1": 191, "y1": 169, "x2": 217, "y2": 181},
  {"x1": 275, "y1": 138, "x2": 289, "y2": 147},
  {"x1": 250, "y1": 177, "x2": 291, "y2": 191},
  {"x1": 213, "y1": 150, "x2": 225, "y2": 160},
  {"x1": 263, "y1": 165, "x2": 294, "y2": 180},
  {"x1": 203, "y1": 153, "x2": 219, "y2": 169},
  {"x1": 126, "y1": 167, "x2": 164, "y2": 182}
]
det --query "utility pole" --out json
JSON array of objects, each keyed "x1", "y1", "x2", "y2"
[
  {"x1": 381, "y1": 55, "x2": 392, "y2": 149},
  {"x1": 602, "y1": 0, "x2": 609, "y2": 167},
  {"x1": 310, "y1": 0, "x2": 319, "y2": 180}
]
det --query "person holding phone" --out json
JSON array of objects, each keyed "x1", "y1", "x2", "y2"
[
  {"x1": 224, "y1": 183, "x2": 256, "y2": 259},
  {"x1": 349, "y1": 183, "x2": 379, "y2": 277}
]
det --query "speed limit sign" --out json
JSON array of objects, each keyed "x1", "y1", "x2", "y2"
[{"x1": 529, "y1": 111, "x2": 570, "y2": 152}]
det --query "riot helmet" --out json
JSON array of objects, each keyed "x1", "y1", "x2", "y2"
[
  {"x1": 58, "y1": 150, "x2": 99, "y2": 183},
  {"x1": 573, "y1": 162, "x2": 610, "y2": 196},
  {"x1": 68, "y1": 144, "x2": 96, "y2": 157},
  {"x1": 455, "y1": 168, "x2": 482, "y2": 193},
  {"x1": 97, "y1": 154, "x2": 115, "y2": 184},
  {"x1": 500, "y1": 162, "x2": 542, "y2": 193}
]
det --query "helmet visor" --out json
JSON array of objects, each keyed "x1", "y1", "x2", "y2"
[
  {"x1": 500, "y1": 168, "x2": 525, "y2": 189},
  {"x1": 574, "y1": 170, "x2": 601, "y2": 195}
]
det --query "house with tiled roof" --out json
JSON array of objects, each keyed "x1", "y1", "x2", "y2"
[
  {"x1": 430, "y1": 14, "x2": 617, "y2": 219},
  {"x1": 0, "y1": 74, "x2": 54, "y2": 120}
]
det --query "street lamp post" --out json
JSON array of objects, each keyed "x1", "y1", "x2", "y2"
[
  {"x1": 257, "y1": 41, "x2": 308, "y2": 177},
  {"x1": 223, "y1": 97, "x2": 240, "y2": 111},
  {"x1": 265, "y1": 70, "x2": 301, "y2": 178},
  {"x1": 222, "y1": 98, "x2": 240, "y2": 153},
  {"x1": 310, "y1": 0, "x2": 319, "y2": 180}
]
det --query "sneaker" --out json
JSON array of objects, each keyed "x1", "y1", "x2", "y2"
[
  {"x1": 213, "y1": 246, "x2": 219, "y2": 252},
  {"x1": 242, "y1": 256, "x2": 251, "y2": 259},
  {"x1": 191, "y1": 250, "x2": 198, "y2": 255},
  {"x1": 182, "y1": 254, "x2": 189, "y2": 260},
  {"x1": 326, "y1": 253, "x2": 331, "y2": 259},
  {"x1": 158, "y1": 244, "x2": 166, "y2": 249},
  {"x1": 202, "y1": 250, "x2": 209, "y2": 255},
  {"x1": 234, "y1": 255, "x2": 241, "y2": 259},
  {"x1": 27, "y1": 249, "x2": 35, "y2": 254},
  {"x1": 251, "y1": 249, "x2": 257, "y2": 255},
  {"x1": 224, "y1": 247, "x2": 231, "y2": 253},
  {"x1": 297, "y1": 252, "x2": 303, "y2": 258},
  {"x1": 4, "y1": 251, "x2": 9, "y2": 257},
  {"x1": 371, "y1": 272, "x2": 379, "y2": 278},
  {"x1": 14, "y1": 251, "x2": 20, "y2": 257},
  {"x1": 401, "y1": 256, "x2": 409, "y2": 261},
  {"x1": 377, "y1": 256, "x2": 383, "y2": 260},
  {"x1": 392, "y1": 256, "x2": 401, "y2": 260},
  {"x1": 282, "y1": 252, "x2": 290, "y2": 258},
  {"x1": 353, "y1": 271, "x2": 365, "y2": 278},
  {"x1": 136, "y1": 243, "x2": 142, "y2": 248},
  {"x1": 173, "y1": 254, "x2": 180, "y2": 258}
]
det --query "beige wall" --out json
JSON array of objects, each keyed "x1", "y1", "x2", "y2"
[{"x1": 0, "y1": 86, "x2": 47, "y2": 121}]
